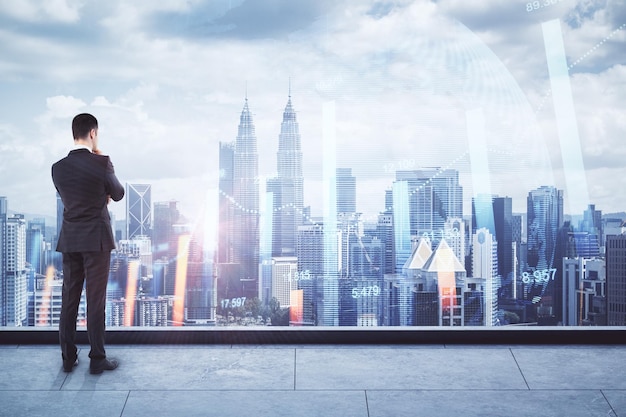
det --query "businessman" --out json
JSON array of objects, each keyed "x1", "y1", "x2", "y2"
[{"x1": 52, "y1": 113, "x2": 124, "y2": 374}]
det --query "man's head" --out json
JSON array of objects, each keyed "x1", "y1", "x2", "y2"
[{"x1": 72, "y1": 113, "x2": 98, "y2": 150}]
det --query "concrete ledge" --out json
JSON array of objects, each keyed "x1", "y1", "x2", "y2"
[{"x1": 2, "y1": 326, "x2": 625, "y2": 345}]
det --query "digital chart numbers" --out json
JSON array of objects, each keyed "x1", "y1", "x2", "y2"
[
  {"x1": 521, "y1": 268, "x2": 556, "y2": 285},
  {"x1": 351, "y1": 285, "x2": 381, "y2": 299},
  {"x1": 526, "y1": 0, "x2": 566, "y2": 12},
  {"x1": 284, "y1": 270, "x2": 312, "y2": 283},
  {"x1": 220, "y1": 297, "x2": 246, "y2": 309}
]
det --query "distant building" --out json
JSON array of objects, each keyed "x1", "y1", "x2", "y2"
[
  {"x1": 526, "y1": 186, "x2": 563, "y2": 321},
  {"x1": 562, "y1": 257, "x2": 605, "y2": 326},
  {"x1": 421, "y1": 239, "x2": 466, "y2": 326},
  {"x1": 1, "y1": 201, "x2": 28, "y2": 327},
  {"x1": 606, "y1": 234, "x2": 626, "y2": 326},
  {"x1": 336, "y1": 168, "x2": 356, "y2": 214},
  {"x1": 34, "y1": 275, "x2": 86, "y2": 327},
  {"x1": 267, "y1": 94, "x2": 304, "y2": 258},
  {"x1": 232, "y1": 98, "x2": 260, "y2": 294},
  {"x1": 296, "y1": 222, "x2": 341, "y2": 326},
  {"x1": 472, "y1": 228, "x2": 500, "y2": 326},
  {"x1": 126, "y1": 183, "x2": 152, "y2": 240}
]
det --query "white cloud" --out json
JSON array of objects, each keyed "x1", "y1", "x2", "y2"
[
  {"x1": 1, "y1": 0, "x2": 624, "y2": 219},
  {"x1": 45, "y1": 95, "x2": 87, "y2": 118},
  {"x1": 0, "y1": 0, "x2": 82, "y2": 23}
]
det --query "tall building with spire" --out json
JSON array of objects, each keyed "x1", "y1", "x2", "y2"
[
  {"x1": 232, "y1": 98, "x2": 260, "y2": 297},
  {"x1": 267, "y1": 92, "x2": 304, "y2": 258}
]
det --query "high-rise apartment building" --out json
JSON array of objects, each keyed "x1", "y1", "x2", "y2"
[
  {"x1": 0, "y1": 197, "x2": 7, "y2": 326},
  {"x1": 126, "y1": 183, "x2": 152, "y2": 240},
  {"x1": 472, "y1": 195, "x2": 513, "y2": 296},
  {"x1": 606, "y1": 234, "x2": 626, "y2": 326},
  {"x1": 472, "y1": 228, "x2": 500, "y2": 326},
  {"x1": 232, "y1": 98, "x2": 260, "y2": 296},
  {"x1": 512, "y1": 214, "x2": 523, "y2": 298},
  {"x1": 1, "y1": 201, "x2": 28, "y2": 327}
]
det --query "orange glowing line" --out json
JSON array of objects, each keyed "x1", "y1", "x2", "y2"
[
  {"x1": 124, "y1": 260, "x2": 140, "y2": 326},
  {"x1": 172, "y1": 234, "x2": 191, "y2": 326},
  {"x1": 37, "y1": 265, "x2": 56, "y2": 326}
]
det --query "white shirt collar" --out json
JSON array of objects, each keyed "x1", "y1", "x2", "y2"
[{"x1": 73, "y1": 144, "x2": 93, "y2": 153}]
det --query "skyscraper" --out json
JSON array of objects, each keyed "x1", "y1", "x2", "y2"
[
  {"x1": 267, "y1": 94, "x2": 304, "y2": 257},
  {"x1": 1, "y1": 200, "x2": 28, "y2": 327},
  {"x1": 0, "y1": 196, "x2": 6, "y2": 326},
  {"x1": 472, "y1": 228, "x2": 499, "y2": 326},
  {"x1": 393, "y1": 168, "x2": 463, "y2": 240},
  {"x1": 218, "y1": 142, "x2": 235, "y2": 264},
  {"x1": 336, "y1": 168, "x2": 356, "y2": 214},
  {"x1": 526, "y1": 186, "x2": 563, "y2": 319},
  {"x1": 296, "y1": 223, "x2": 325, "y2": 326},
  {"x1": 527, "y1": 186, "x2": 563, "y2": 272},
  {"x1": 26, "y1": 218, "x2": 46, "y2": 275},
  {"x1": 151, "y1": 200, "x2": 185, "y2": 298},
  {"x1": 606, "y1": 234, "x2": 626, "y2": 326},
  {"x1": 152, "y1": 200, "x2": 180, "y2": 264},
  {"x1": 232, "y1": 98, "x2": 260, "y2": 296},
  {"x1": 471, "y1": 195, "x2": 513, "y2": 296},
  {"x1": 580, "y1": 204, "x2": 603, "y2": 244},
  {"x1": 126, "y1": 183, "x2": 152, "y2": 240}
]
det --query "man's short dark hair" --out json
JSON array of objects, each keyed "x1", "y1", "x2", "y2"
[{"x1": 72, "y1": 113, "x2": 98, "y2": 140}]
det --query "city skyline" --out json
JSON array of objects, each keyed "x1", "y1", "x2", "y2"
[{"x1": 0, "y1": 0, "x2": 624, "y2": 225}]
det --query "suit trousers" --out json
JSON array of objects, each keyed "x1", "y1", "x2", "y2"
[{"x1": 59, "y1": 251, "x2": 111, "y2": 362}]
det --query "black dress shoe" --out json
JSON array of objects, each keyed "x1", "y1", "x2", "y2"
[
  {"x1": 89, "y1": 358, "x2": 119, "y2": 375},
  {"x1": 63, "y1": 358, "x2": 79, "y2": 373}
]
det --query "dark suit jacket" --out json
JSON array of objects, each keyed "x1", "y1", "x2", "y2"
[{"x1": 52, "y1": 149, "x2": 124, "y2": 252}]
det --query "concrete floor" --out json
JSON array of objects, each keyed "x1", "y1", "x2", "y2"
[{"x1": 0, "y1": 344, "x2": 624, "y2": 416}]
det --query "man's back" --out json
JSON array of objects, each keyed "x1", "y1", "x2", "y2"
[{"x1": 52, "y1": 148, "x2": 124, "y2": 252}]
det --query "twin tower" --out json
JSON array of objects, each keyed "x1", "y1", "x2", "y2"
[{"x1": 217, "y1": 94, "x2": 304, "y2": 298}]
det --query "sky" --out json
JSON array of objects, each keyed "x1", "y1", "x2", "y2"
[{"x1": 0, "y1": 0, "x2": 624, "y2": 228}]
